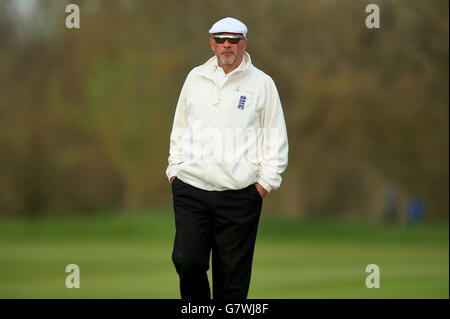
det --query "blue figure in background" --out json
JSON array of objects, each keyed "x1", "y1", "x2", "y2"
[{"x1": 407, "y1": 197, "x2": 425, "y2": 224}]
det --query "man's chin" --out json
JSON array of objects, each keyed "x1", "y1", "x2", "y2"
[{"x1": 219, "y1": 57, "x2": 236, "y2": 66}]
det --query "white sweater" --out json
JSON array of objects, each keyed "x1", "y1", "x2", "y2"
[{"x1": 166, "y1": 52, "x2": 288, "y2": 193}]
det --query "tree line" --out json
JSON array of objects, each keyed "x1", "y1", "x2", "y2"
[{"x1": 0, "y1": 0, "x2": 447, "y2": 221}]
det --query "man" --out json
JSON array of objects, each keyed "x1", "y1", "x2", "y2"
[{"x1": 166, "y1": 17, "x2": 288, "y2": 300}]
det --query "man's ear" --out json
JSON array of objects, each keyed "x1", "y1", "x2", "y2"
[
  {"x1": 242, "y1": 39, "x2": 248, "y2": 51},
  {"x1": 210, "y1": 38, "x2": 216, "y2": 52}
]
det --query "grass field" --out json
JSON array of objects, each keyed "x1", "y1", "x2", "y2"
[{"x1": 0, "y1": 209, "x2": 448, "y2": 299}]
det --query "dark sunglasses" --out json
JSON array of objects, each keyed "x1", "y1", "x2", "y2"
[{"x1": 213, "y1": 35, "x2": 245, "y2": 44}]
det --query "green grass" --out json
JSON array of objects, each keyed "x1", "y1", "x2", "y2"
[{"x1": 0, "y1": 209, "x2": 448, "y2": 298}]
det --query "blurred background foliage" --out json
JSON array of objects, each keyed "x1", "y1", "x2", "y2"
[{"x1": 0, "y1": 0, "x2": 448, "y2": 221}]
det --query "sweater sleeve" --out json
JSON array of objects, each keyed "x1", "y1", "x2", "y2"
[
  {"x1": 165, "y1": 71, "x2": 193, "y2": 182},
  {"x1": 256, "y1": 77, "x2": 289, "y2": 193}
]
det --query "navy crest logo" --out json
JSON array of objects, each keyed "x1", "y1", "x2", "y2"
[{"x1": 237, "y1": 96, "x2": 247, "y2": 110}]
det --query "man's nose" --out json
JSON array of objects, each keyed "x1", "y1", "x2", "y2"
[{"x1": 223, "y1": 40, "x2": 232, "y2": 47}]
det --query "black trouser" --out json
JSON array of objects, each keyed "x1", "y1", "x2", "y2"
[{"x1": 171, "y1": 177, "x2": 263, "y2": 300}]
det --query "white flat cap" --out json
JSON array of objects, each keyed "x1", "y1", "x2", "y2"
[{"x1": 208, "y1": 17, "x2": 248, "y2": 38}]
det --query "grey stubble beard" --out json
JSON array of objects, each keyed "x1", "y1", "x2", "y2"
[{"x1": 219, "y1": 53, "x2": 237, "y2": 66}]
